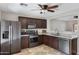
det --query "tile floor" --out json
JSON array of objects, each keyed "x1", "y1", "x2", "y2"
[{"x1": 14, "y1": 44, "x2": 65, "y2": 55}]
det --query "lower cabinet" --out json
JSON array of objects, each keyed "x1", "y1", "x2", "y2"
[
  {"x1": 42, "y1": 35, "x2": 59, "y2": 50},
  {"x1": 49, "y1": 36, "x2": 59, "y2": 49},
  {"x1": 43, "y1": 35, "x2": 50, "y2": 45},
  {"x1": 41, "y1": 35, "x2": 77, "y2": 55},
  {"x1": 21, "y1": 36, "x2": 29, "y2": 49},
  {"x1": 70, "y1": 38, "x2": 77, "y2": 55},
  {"x1": 38, "y1": 35, "x2": 43, "y2": 44}
]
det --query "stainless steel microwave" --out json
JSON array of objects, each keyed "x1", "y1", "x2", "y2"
[{"x1": 28, "y1": 24, "x2": 36, "y2": 29}]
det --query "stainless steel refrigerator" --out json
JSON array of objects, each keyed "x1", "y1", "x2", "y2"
[{"x1": 0, "y1": 20, "x2": 21, "y2": 55}]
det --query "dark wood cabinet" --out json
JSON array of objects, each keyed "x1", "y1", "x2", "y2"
[
  {"x1": 19, "y1": 17, "x2": 28, "y2": 29},
  {"x1": 21, "y1": 36, "x2": 29, "y2": 49},
  {"x1": 28, "y1": 18, "x2": 35, "y2": 25},
  {"x1": 43, "y1": 35, "x2": 50, "y2": 45},
  {"x1": 19, "y1": 17, "x2": 47, "y2": 29},
  {"x1": 42, "y1": 35, "x2": 59, "y2": 49},
  {"x1": 41, "y1": 20, "x2": 47, "y2": 28},
  {"x1": 38, "y1": 35, "x2": 43, "y2": 44},
  {"x1": 41, "y1": 35, "x2": 77, "y2": 55},
  {"x1": 49, "y1": 36, "x2": 59, "y2": 49},
  {"x1": 36, "y1": 19, "x2": 42, "y2": 28},
  {"x1": 70, "y1": 38, "x2": 77, "y2": 55}
]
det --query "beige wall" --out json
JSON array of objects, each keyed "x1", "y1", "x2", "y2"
[
  {"x1": 0, "y1": 11, "x2": 19, "y2": 21},
  {"x1": 47, "y1": 19, "x2": 66, "y2": 32},
  {"x1": 1, "y1": 12, "x2": 18, "y2": 21},
  {"x1": 66, "y1": 20, "x2": 78, "y2": 32}
]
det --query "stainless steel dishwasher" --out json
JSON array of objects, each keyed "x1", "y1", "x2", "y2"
[{"x1": 59, "y1": 38, "x2": 70, "y2": 54}]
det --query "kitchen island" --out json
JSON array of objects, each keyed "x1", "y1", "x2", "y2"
[{"x1": 38, "y1": 32, "x2": 78, "y2": 55}]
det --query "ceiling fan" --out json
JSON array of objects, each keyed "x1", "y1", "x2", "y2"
[
  {"x1": 37, "y1": 4, "x2": 59, "y2": 14},
  {"x1": 20, "y1": 3, "x2": 59, "y2": 14}
]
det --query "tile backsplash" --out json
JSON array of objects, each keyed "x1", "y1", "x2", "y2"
[{"x1": 21, "y1": 29, "x2": 47, "y2": 34}]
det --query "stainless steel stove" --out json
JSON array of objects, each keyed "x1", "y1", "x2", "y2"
[{"x1": 26, "y1": 30, "x2": 39, "y2": 48}]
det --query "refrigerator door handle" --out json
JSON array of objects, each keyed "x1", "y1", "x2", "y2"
[
  {"x1": 9, "y1": 25, "x2": 13, "y2": 44},
  {"x1": 9, "y1": 25, "x2": 11, "y2": 45},
  {"x1": 9, "y1": 25, "x2": 13, "y2": 54}
]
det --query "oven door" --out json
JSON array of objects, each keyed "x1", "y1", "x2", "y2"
[
  {"x1": 29, "y1": 36, "x2": 39, "y2": 48},
  {"x1": 30, "y1": 37, "x2": 38, "y2": 43}
]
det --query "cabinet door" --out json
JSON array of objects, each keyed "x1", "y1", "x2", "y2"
[
  {"x1": 36, "y1": 19, "x2": 42, "y2": 28},
  {"x1": 71, "y1": 38, "x2": 77, "y2": 55},
  {"x1": 43, "y1": 35, "x2": 49, "y2": 45},
  {"x1": 28, "y1": 18, "x2": 35, "y2": 25},
  {"x1": 49, "y1": 36, "x2": 59, "y2": 49},
  {"x1": 38, "y1": 35, "x2": 43, "y2": 44},
  {"x1": 21, "y1": 36, "x2": 29, "y2": 49},
  {"x1": 19, "y1": 17, "x2": 28, "y2": 29},
  {"x1": 42, "y1": 20, "x2": 47, "y2": 28}
]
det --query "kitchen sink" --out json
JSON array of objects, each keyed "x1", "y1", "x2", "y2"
[{"x1": 50, "y1": 33, "x2": 72, "y2": 39}]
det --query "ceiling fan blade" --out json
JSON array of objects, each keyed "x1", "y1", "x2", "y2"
[
  {"x1": 48, "y1": 10, "x2": 55, "y2": 12},
  {"x1": 38, "y1": 4, "x2": 42, "y2": 8},
  {"x1": 48, "y1": 5, "x2": 58, "y2": 9}
]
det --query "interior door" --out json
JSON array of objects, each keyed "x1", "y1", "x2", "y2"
[{"x1": 0, "y1": 20, "x2": 11, "y2": 55}]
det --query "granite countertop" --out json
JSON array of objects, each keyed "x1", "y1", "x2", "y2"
[
  {"x1": 38, "y1": 32, "x2": 78, "y2": 40},
  {"x1": 20, "y1": 32, "x2": 78, "y2": 40}
]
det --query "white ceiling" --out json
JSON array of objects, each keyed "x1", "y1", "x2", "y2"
[{"x1": 0, "y1": 3, "x2": 79, "y2": 19}]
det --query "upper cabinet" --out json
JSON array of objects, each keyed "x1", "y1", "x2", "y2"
[
  {"x1": 41, "y1": 20, "x2": 47, "y2": 28},
  {"x1": 19, "y1": 17, "x2": 28, "y2": 29},
  {"x1": 19, "y1": 17, "x2": 47, "y2": 29},
  {"x1": 35, "y1": 19, "x2": 42, "y2": 28}
]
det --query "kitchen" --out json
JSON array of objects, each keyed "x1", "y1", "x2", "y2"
[{"x1": 0, "y1": 3, "x2": 79, "y2": 55}]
